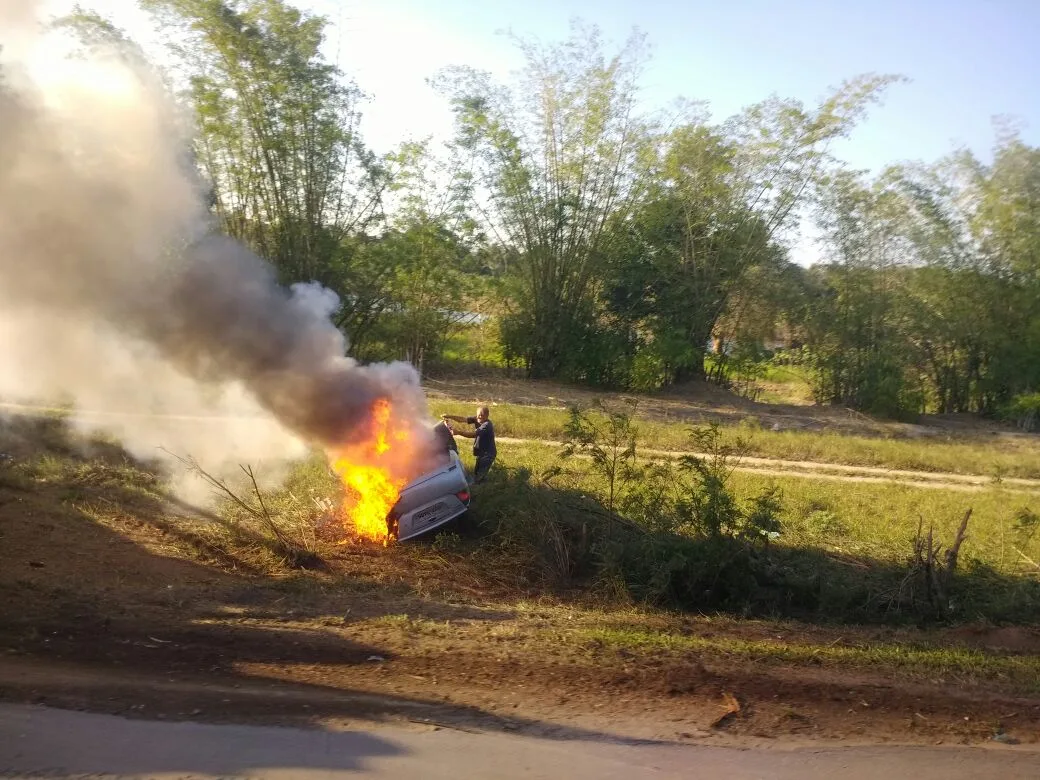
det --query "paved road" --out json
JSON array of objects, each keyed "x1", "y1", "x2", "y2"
[{"x1": 1, "y1": 704, "x2": 1037, "y2": 779}]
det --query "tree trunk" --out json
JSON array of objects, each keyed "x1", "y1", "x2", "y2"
[{"x1": 671, "y1": 350, "x2": 707, "y2": 385}]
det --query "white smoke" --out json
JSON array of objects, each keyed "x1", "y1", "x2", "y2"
[{"x1": 0, "y1": 3, "x2": 434, "y2": 501}]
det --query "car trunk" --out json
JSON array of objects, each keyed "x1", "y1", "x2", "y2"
[{"x1": 389, "y1": 450, "x2": 471, "y2": 541}]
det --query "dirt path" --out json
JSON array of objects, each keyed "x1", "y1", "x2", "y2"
[
  {"x1": 2, "y1": 399, "x2": 1034, "y2": 494},
  {"x1": 497, "y1": 436, "x2": 1040, "y2": 494}
]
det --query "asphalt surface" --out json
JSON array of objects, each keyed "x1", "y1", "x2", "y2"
[{"x1": 2, "y1": 704, "x2": 1038, "y2": 779}]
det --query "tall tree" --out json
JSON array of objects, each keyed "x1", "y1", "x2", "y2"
[
  {"x1": 141, "y1": 0, "x2": 383, "y2": 285},
  {"x1": 891, "y1": 134, "x2": 1040, "y2": 413},
  {"x1": 610, "y1": 75, "x2": 900, "y2": 384},
  {"x1": 434, "y1": 22, "x2": 654, "y2": 379},
  {"x1": 805, "y1": 129, "x2": 1040, "y2": 417},
  {"x1": 804, "y1": 168, "x2": 921, "y2": 416},
  {"x1": 354, "y1": 140, "x2": 476, "y2": 369},
  {"x1": 972, "y1": 131, "x2": 1040, "y2": 409}
]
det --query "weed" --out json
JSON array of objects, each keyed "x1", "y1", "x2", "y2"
[
  {"x1": 571, "y1": 626, "x2": 1040, "y2": 689},
  {"x1": 485, "y1": 440, "x2": 1040, "y2": 622},
  {"x1": 675, "y1": 424, "x2": 784, "y2": 543},
  {"x1": 890, "y1": 510, "x2": 972, "y2": 620},
  {"x1": 555, "y1": 401, "x2": 638, "y2": 511},
  {"x1": 1013, "y1": 507, "x2": 1040, "y2": 543},
  {"x1": 1002, "y1": 392, "x2": 1040, "y2": 432},
  {"x1": 373, "y1": 613, "x2": 412, "y2": 627},
  {"x1": 431, "y1": 531, "x2": 464, "y2": 553},
  {"x1": 172, "y1": 452, "x2": 330, "y2": 570},
  {"x1": 0, "y1": 464, "x2": 32, "y2": 492},
  {"x1": 472, "y1": 419, "x2": 796, "y2": 612}
]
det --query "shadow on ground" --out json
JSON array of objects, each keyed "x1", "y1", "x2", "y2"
[
  {"x1": 2, "y1": 411, "x2": 1040, "y2": 749},
  {"x1": 0, "y1": 413, "x2": 658, "y2": 745},
  {"x1": 463, "y1": 463, "x2": 1040, "y2": 626}
]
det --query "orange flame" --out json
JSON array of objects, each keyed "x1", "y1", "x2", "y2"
[{"x1": 330, "y1": 398, "x2": 410, "y2": 544}]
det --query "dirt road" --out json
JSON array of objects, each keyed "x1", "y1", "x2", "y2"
[
  {"x1": 496, "y1": 436, "x2": 1040, "y2": 494},
  {"x1": 3, "y1": 703, "x2": 1038, "y2": 780},
  {"x1": 2, "y1": 399, "x2": 1035, "y2": 493}
]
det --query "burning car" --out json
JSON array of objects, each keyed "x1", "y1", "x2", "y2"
[
  {"x1": 387, "y1": 444, "x2": 472, "y2": 542},
  {"x1": 331, "y1": 410, "x2": 472, "y2": 544}
]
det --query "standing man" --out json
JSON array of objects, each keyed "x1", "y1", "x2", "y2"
[{"x1": 441, "y1": 406, "x2": 496, "y2": 483}]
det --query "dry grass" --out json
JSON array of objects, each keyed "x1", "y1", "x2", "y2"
[{"x1": 342, "y1": 601, "x2": 1040, "y2": 690}]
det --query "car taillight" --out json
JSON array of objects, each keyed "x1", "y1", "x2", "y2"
[{"x1": 456, "y1": 490, "x2": 470, "y2": 503}]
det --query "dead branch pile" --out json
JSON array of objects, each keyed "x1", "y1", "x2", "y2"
[{"x1": 892, "y1": 508, "x2": 971, "y2": 620}]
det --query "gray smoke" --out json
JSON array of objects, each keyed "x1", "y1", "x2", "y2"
[{"x1": 0, "y1": 4, "x2": 434, "y2": 487}]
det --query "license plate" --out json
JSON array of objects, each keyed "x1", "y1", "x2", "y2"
[{"x1": 415, "y1": 502, "x2": 445, "y2": 523}]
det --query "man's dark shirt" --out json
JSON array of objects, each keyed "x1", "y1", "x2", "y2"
[{"x1": 465, "y1": 416, "x2": 497, "y2": 458}]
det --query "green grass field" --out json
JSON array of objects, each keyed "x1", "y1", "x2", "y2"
[
  {"x1": 466, "y1": 440, "x2": 1040, "y2": 623},
  {"x1": 490, "y1": 440, "x2": 1040, "y2": 577},
  {"x1": 430, "y1": 399, "x2": 1040, "y2": 479}
]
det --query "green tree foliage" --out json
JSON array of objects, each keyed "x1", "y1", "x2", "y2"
[
  {"x1": 350, "y1": 140, "x2": 477, "y2": 367},
  {"x1": 801, "y1": 129, "x2": 1040, "y2": 418},
  {"x1": 91, "y1": 9, "x2": 1037, "y2": 418},
  {"x1": 435, "y1": 22, "x2": 654, "y2": 381},
  {"x1": 141, "y1": 0, "x2": 382, "y2": 285},
  {"x1": 800, "y1": 170, "x2": 923, "y2": 417},
  {"x1": 790, "y1": 130, "x2": 1035, "y2": 418},
  {"x1": 139, "y1": 1, "x2": 483, "y2": 368},
  {"x1": 608, "y1": 76, "x2": 899, "y2": 387}
]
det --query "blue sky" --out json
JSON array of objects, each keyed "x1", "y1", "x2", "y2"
[
  {"x1": 336, "y1": 0, "x2": 1039, "y2": 262},
  {"x1": 340, "y1": 0, "x2": 1037, "y2": 169},
  {"x1": 46, "y1": 0, "x2": 1040, "y2": 261}
]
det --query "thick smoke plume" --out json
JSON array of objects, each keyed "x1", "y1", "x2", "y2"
[{"x1": 0, "y1": 4, "x2": 435, "y2": 490}]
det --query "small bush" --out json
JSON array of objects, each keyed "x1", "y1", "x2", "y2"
[
  {"x1": 556, "y1": 402, "x2": 638, "y2": 511},
  {"x1": 1003, "y1": 392, "x2": 1040, "y2": 432},
  {"x1": 470, "y1": 422, "x2": 1040, "y2": 622},
  {"x1": 467, "y1": 466, "x2": 591, "y2": 586},
  {"x1": 671, "y1": 424, "x2": 784, "y2": 543},
  {"x1": 192, "y1": 454, "x2": 332, "y2": 570},
  {"x1": 472, "y1": 412, "x2": 794, "y2": 612}
]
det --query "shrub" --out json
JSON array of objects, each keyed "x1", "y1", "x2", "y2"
[
  {"x1": 1003, "y1": 392, "x2": 1040, "y2": 432},
  {"x1": 556, "y1": 402, "x2": 638, "y2": 511},
  {"x1": 472, "y1": 411, "x2": 793, "y2": 611}
]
